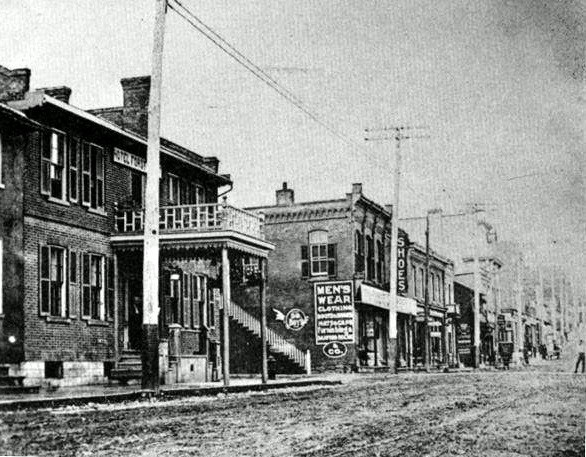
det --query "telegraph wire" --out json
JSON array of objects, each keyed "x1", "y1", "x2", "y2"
[
  {"x1": 167, "y1": 0, "x2": 445, "y2": 209},
  {"x1": 167, "y1": 0, "x2": 365, "y2": 152}
]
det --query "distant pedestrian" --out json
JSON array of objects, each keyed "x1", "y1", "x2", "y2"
[
  {"x1": 574, "y1": 340, "x2": 585, "y2": 374},
  {"x1": 523, "y1": 346, "x2": 530, "y2": 365}
]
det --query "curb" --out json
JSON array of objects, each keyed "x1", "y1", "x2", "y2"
[{"x1": 0, "y1": 379, "x2": 342, "y2": 412}]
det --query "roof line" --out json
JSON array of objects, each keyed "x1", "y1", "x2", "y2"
[{"x1": 8, "y1": 92, "x2": 231, "y2": 184}]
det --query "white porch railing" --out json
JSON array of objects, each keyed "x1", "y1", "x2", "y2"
[
  {"x1": 114, "y1": 203, "x2": 264, "y2": 239},
  {"x1": 226, "y1": 301, "x2": 310, "y2": 372}
]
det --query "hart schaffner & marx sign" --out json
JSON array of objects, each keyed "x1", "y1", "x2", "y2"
[{"x1": 314, "y1": 280, "x2": 355, "y2": 344}]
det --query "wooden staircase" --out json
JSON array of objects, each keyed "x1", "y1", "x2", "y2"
[
  {"x1": 227, "y1": 302, "x2": 309, "y2": 373},
  {"x1": 109, "y1": 350, "x2": 142, "y2": 384}
]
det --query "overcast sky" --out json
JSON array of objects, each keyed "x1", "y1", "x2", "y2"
[{"x1": 2, "y1": 0, "x2": 585, "y2": 282}]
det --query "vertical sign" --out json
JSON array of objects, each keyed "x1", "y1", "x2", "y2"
[
  {"x1": 314, "y1": 280, "x2": 355, "y2": 344},
  {"x1": 397, "y1": 230, "x2": 409, "y2": 296}
]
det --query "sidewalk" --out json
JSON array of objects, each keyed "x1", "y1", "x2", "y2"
[{"x1": 0, "y1": 376, "x2": 342, "y2": 411}]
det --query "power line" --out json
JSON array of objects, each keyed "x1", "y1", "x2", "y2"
[
  {"x1": 168, "y1": 0, "x2": 446, "y2": 209},
  {"x1": 168, "y1": 0, "x2": 365, "y2": 152}
]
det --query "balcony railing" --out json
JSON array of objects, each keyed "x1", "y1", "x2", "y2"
[{"x1": 114, "y1": 203, "x2": 264, "y2": 239}]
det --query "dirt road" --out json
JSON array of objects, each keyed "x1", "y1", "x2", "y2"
[{"x1": 0, "y1": 365, "x2": 584, "y2": 456}]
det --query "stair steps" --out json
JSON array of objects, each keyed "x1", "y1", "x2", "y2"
[
  {"x1": 110, "y1": 350, "x2": 143, "y2": 384},
  {"x1": 227, "y1": 302, "x2": 309, "y2": 372}
]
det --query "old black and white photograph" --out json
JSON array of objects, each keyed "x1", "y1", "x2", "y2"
[{"x1": 0, "y1": 0, "x2": 584, "y2": 455}]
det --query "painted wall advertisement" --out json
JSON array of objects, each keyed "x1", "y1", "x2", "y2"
[
  {"x1": 314, "y1": 280, "x2": 355, "y2": 345},
  {"x1": 397, "y1": 230, "x2": 409, "y2": 295}
]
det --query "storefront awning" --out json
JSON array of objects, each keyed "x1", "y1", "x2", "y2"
[
  {"x1": 397, "y1": 296, "x2": 417, "y2": 316},
  {"x1": 359, "y1": 284, "x2": 418, "y2": 316}
]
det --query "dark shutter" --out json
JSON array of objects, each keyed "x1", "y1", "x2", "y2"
[
  {"x1": 68, "y1": 249, "x2": 78, "y2": 318},
  {"x1": 40, "y1": 132, "x2": 51, "y2": 196},
  {"x1": 107, "y1": 257, "x2": 115, "y2": 319},
  {"x1": 301, "y1": 245, "x2": 309, "y2": 278},
  {"x1": 69, "y1": 137, "x2": 79, "y2": 203},
  {"x1": 327, "y1": 243, "x2": 337, "y2": 277}
]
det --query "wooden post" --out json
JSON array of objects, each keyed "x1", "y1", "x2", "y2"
[
  {"x1": 113, "y1": 253, "x2": 119, "y2": 367},
  {"x1": 472, "y1": 212, "x2": 481, "y2": 368},
  {"x1": 142, "y1": 0, "x2": 166, "y2": 392},
  {"x1": 221, "y1": 246, "x2": 230, "y2": 386},
  {"x1": 424, "y1": 213, "x2": 431, "y2": 370},
  {"x1": 260, "y1": 257, "x2": 268, "y2": 383}
]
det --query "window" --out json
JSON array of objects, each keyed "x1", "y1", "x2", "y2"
[
  {"x1": 41, "y1": 131, "x2": 67, "y2": 201},
  {"x1": 376, "y1": 240, "x2": 384, "y2": 284},
  {"x1": 303, "y1": 230, "x2": 336, "y2": 277},
  {"x1": 81, "y1": 253, "x2": 105, "y2": 320},
  {"x1": 69, "y1": 137, "x2": 79, "y2": 202},
  {"x1": 412, "y1": 265, "x2": 419, "y2": 298},
  {"x1": 168, "y1": 174, "x2": 180, "y2": 204},
  {"x1": 309, "y1": 230, "x2": 328, "y2": 276},
  {"x1": 81, "y1": 142, "x2": 104, "y2": 210},
  {"x1": 431, "y1": 274, "x2": 436, "y2": 302},
  {"x1": 69, "y1": 251, "x2": 77, "y2": 284},
  {"x1": 183, "y1": 272, "x2": 190, "y2": 325},
  {"x1": 365, "y1": 236, "x2": 374, "y2": 281},
  {"x1": 40, "y1": 245, "x2": 67, "y2": 317},
  {"x1": 418, "y1": 267, "x2": 424, "y2": 299},
  {"x1": 354, "y1": 230, "x2": 364, "y2": 274},
  {"x1": 131, "y1": 172, "x2": 144, "y2": 207}
]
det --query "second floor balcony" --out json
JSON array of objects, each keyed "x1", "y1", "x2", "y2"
[{"x1": 114, "y1": 202, "x2": 264, "y2": 240}]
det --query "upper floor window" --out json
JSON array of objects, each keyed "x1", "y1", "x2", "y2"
[
  {"x1": 40, "y1": 131, "x2": 67, "y2": 201},
  {"x1": 418, "y1": 267, "x2": 424, "y2": 299},
  {"x1": 301, "y1": 230, "x2": 337, "y2": 278},
  {"x1": 0, "y1": 238, "x2": 3, "y2": 315},
  {"x1": 376, "y1": 240, "x2": 384, "y2": 284},
  {"x1": 354, "y1": 230, "x2": 364, "y2": 274},
  {"x1": 365, "y1": 236, "x2": 374, "y2": 281},
  {"x1": 167, "y1": 174, "x2": 205, "y2": 205},
  {"x1": 131, "y1": 172, "x2": 144, "y2": 207},
  {"x1": 81, "y1": 142, "x2": 104, "y2": 210},
  {"x1": 168, "y1": 174, "x2": 180, "y2": 204},
  {"x1": 412, "y1": 265, "x2": 419, "y2": 298}
]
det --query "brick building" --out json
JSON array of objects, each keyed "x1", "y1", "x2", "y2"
[
  {"x1": 243, "y1": 183, "x2": 395, "y2": 373},
  {"x1": 0, "y1": 64, "x2": 272, "y2": 386}
]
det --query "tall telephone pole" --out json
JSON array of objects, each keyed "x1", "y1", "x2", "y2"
[
  {"x1": 365, "y1": 126, "x2": 428, "y2": 370},
  {"x1": 142, "y1": 0, "x2": 166, "y2": 391}
]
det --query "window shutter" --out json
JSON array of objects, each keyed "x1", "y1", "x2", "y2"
[
  {"x1": 68, "y1": 250, "x2": 78, "y2": 318},
  {"x1": 301, "y1": 245, "x2": 309, "y2": 278},
  {"x1": 81, "y1": 253, "x2": 90, "y2": 318},
  {"x1": 328, "y1": 243, "x2": 337, "y2": 277},
  {"x1": 95, "y1": 145, "x2": 104, "y2": 209},
  {"x1": 39, "y1": 245, "x2": 50, "y2": 315}
]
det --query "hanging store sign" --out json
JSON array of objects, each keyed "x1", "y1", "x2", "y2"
[
  {"x1": 113, "y1": 148, "x2": 146, "y2": 173},
  {"x1": 397, "y1": 230, "x2": 410, "y2": 295},
  {"x1": 314, "y1": 280, "x2": 355, "y2": 345}
]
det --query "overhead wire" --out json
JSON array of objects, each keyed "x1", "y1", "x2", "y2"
[{"x1": 167, "y1": 0, "x2": 451, "y2": 210}]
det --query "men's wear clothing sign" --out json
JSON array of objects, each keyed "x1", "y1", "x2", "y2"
[{"x1": 314, "y1": 280, "x2": 355, "y2": 344}]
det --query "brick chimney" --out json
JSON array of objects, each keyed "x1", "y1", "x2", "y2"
[
  {"x1": 352, "y1": 183, "x2": 363, "y2": 196},
  {"x1": 39, "y1": 86, "x2": 72, "y2": 103},
  {"x1": 120, "y1": 76, "x2": 150, "y2": 137},
  {"x1": 276, "y1": 182, "x2": 294, "y2": 206},
  {"x1": 0, "y1": 65, "x2": 31, "y2": 102}
]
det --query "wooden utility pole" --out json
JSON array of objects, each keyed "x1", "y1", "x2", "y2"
[
  {"x1": 472, "y1": 209, "x2": 481, "y2": 368},
  {"x1": 260, "y1": 258, "x2": 268, "y2": 383},
  {"x1": 365, "y1": 126, "x2": 428, "y2": 371},
  {"x1": 142, "y1": 0, "x2": 166, "y2": 391},
  {"x1": 424, "y1": 213, "x2": 431, "y2": 370}
]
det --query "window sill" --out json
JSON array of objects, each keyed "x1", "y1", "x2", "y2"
[
  {"x1": 306, "y1": 275, "x2": 335, "y2": 282},
  {"x1": 0, "y1": 183, "x2": 4, "y2": 190},
  {"x1": 45, "y1": 316, "x2": 72, "y2": 324},
  {"x1": 87, "y1": 207, "x2": 107, "y2": 217},
  {"x1": 84, "y1": 319, "x2": 111, "y2": 327},
  {"x1": 0, "y1": 314, "x2": 4, "y2": 319},
  {"x1": 47, "y1": 196, "x2": 71, "y2": 207}
]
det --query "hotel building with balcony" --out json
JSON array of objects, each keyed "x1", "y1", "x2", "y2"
[{"x1": 0, "y1": 64, "x2": 273, "y2": 387}]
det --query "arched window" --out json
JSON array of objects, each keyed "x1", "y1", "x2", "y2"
[
  {"x1": 354, "y1": 230, "x2": 364, "y2": 274},
  {"x1": 301, "y1": 230, "x2": 337, "y2": 278}
]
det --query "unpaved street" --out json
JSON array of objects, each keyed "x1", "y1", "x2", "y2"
[{"x1": 0, "y1": 365, "x2": 584, "y2": 456}]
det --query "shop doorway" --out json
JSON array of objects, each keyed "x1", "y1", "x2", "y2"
[{"x1": 128, "y1": 281, "x2": 143, "y2": 351}]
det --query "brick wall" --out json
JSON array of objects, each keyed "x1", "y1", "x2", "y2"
[
  {"x1": 22, "y1": 216, "x2": 115, "y2": 362},
  {"x1": 0, "y1": 127, "x2": 25, "y2": 363},
  {"x1": 261, "y1": 213, "x2": 357, "y2": 373}
]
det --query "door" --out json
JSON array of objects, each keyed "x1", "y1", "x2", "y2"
[{"x1": 128, "y1": 281, "x2": 143, "y2": 350}]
